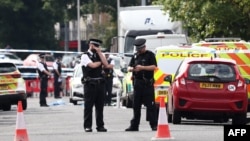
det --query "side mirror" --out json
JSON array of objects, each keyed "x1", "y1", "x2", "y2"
[
  {"x1": 244, "y1": 78, "x2": 250, "y2": 84},
  {"x1": 121, "y1": 68, "x2": 128, "y2": 73},
  {"x1": 164, "y1": 75, "x2": 172, "y2": 83}
]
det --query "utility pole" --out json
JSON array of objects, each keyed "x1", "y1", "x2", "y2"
[
  {"x1": 117, "y1": 0, "x2": 120, "y2": 53},
  {"x1": 77, "y1": 0, "x2": 81, "y2": 52}
]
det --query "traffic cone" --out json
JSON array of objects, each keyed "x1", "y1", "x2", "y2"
[
  {"x1": 151, "y1": 96, "x2": 174, "y2": 140},
  {"x1": 14, "y1": 101, "x2": 29, "y2": 141}
]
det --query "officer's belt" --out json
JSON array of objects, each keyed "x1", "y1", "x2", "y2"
[
  {"x1": 88, "y1": 77, "x2": 103, "y2": 80},
  {"x1": 87, "y1": 77, "x2": 104, "y2": 84},
  {"x1": 134, "y1": 77, "x2": 154, "y2": 85}
]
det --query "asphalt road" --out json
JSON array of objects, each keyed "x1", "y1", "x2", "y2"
[{"x1": 0, "y1": 97, "x2": 249, "y2": 141}]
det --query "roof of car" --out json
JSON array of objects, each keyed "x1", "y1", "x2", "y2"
[
  {"x1": 182, "y1": 57, "x2": 236, "y2": 64},
  {"x1": 0, "y1": 60, "x2": 16, "y2": 64},
  {"x1": 154, "y1": 45, "x2": 216, "y2": 53}
]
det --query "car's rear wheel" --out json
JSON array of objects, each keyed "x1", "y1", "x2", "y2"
[
  {"x1": 232, "y1": 113, "x2": 247, "y2": 125},
  {"x1": 172, "y1": 110, "x2": 181, "y2": 124},
  {"x1": 2, "y1": 104, "x2": 11, "y2": 111}
]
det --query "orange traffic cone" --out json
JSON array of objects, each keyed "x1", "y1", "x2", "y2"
[
  {"x1": 14, "y1": 101, "x2": 29, "y2": 141},
  {"x1": 151, "y1": 96, "x2": 174, "y2": 140}
]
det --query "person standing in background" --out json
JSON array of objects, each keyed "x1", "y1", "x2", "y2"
[
  {"x1": 103, "y1": 52, "x2": 115, "y2": 106},
  {"x1": 53, "y1": 56, "x2": 62, "y2": 99},
  {"x1": 37, "y1": 53, "x2": 52, "y2": 107}
]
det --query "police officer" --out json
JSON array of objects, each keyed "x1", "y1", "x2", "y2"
[
  {"x1": 103, "y1": 52, "x2": 115, "y2": 106},
  {"x1": 125, "y1": 38, "x2": 158, "y2": 131},
  {"x1": 37, "y1": 53, "x2": 52, "y2": 107},
  {"x1": 80, "y1": 38, "x2": 109, "y2": 132},
  {"x1": 53, "y1": 56, "x2": 62, "y2": 99}
]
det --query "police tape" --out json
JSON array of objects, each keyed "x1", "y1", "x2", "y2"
[{"x1": 0, "y1": 49, "x2": 133, "y2": 56}]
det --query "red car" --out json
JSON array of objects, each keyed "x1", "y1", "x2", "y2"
[{"x1": 165, "y1": 57, "x2": 248, "y2": 125}]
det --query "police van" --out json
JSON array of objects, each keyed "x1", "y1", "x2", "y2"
[
  {"x1": 121, "y1": 44, "x2": 217, "y2": 108},
  {"x1": 193, "y1": 38, "x2": 250, "y2": 110}
]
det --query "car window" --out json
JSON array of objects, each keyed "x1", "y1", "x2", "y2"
[
  {"x1": 5, "y1": 54, "x2": 20, "y2": 60},
  {"x1": 0, "y1": 63, "x2": 17, "y2": 73},
  {"x1": 18, "y1": 68, "x2": 37, "y2": 73},
  {"x1": 0, "y1": 53, "x2": 20, "y2": 60},
  {"x1": 188, "y1": 63, "x2": 235, "y2": 78},
  {"x1": 173, "y1": 60, "x2": 186, "y2": 79}
]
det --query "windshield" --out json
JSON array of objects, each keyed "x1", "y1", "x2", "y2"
[
  {"x1": 158, "y1": 59, "x2": 182, "y2": 74},
  {"x1": 124, "y1": 36, "x2": 134, "y2": 54},
  {"x1": 146, "y1": 38, "x2": 187, "y2": 52}
]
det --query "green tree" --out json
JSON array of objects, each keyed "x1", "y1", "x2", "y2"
[
  {"x1": 152, "y1": 0, "x2": 250, "y2": 41},
  {"x1": 0, "y1": 0, "x2": 69, "y2": 50}
]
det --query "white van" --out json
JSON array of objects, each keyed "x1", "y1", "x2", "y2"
[{"x1": 135, "y1": 33, "x2": 189, "y2": 53}]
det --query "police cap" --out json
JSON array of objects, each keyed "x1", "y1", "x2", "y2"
[
  {"x1": 89, "y1": 38, "x2": 102, "y2": 47},
  {"x1": 134, "y1": 38, "x2": 146, "y2": 51}
]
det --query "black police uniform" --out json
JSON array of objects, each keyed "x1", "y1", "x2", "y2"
[
  {"x1": 37, "y1": 55, "x2": 50, "y2": 106},
  {"x1": 126, "y1": 39, "x2": 158, "y2": 131},
  {"x1": 103, "y1": 58, "x2": 114, "y2": 106},
  {"x1": 53, "y1": 59, "x2": 62, "y2": 98},
  {"x1": 81, "y1": 39, "x2": 106, "y2": 132}
]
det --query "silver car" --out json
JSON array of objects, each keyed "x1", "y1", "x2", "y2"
[{"x1": 69, "y1": 64, "x2": 84, "y2": 105}]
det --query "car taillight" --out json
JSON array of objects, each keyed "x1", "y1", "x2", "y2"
[
  {"x1": 237, "y1": 79, "x2": 244, "y2": 87},
  {"x1": 179, "y1": 77, "x2": 186, "y2": 85},
  {"x1": 12, "y1": 74, "x2": 21, "y2": 78}
]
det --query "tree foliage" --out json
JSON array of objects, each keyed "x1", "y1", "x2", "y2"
[
  {"x1": 0, "y1": 0, "x2": 147, "y2": 51},
  {"x1": 0, "y1": 0, "x2": 71, "y2": 50},
  {"x1": 152, "y1": 0, "x2": 250, "y2": 41}
]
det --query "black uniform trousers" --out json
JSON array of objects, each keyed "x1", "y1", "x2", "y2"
[
  {"x1": 83, "y1": 80, "x2": 105, "y2": 129},
  {"x1": 104, "y1": 77, "x2": 113, "y2": 105},
  {"x1": 129, "y1": 79, "x2": 157, "y2": 128},
  {"x1": 39, "y1": 78, "x2": 48, "y2": 105},
  {"x1": 54, "y1": 76, "x2": 61, "y2": 98}
]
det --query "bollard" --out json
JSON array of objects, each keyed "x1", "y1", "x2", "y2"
[{"x1": 116, "y1": 91, "x2": 120, "y2": 108}]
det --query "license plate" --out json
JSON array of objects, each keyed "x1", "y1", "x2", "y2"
[
  {"x1": 0, "y1": 85, "x2": 9, "y2": 90},
  {"x1": 200, "y1": 83, "x2": 223, "y2": 89},
  {"x1": 157, "y1": 90, "x2": 168, "y2": 96}
]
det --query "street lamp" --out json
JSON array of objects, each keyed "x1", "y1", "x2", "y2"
[{"x1": 77, "y1": 0, "x2": 81, "y2": 52}]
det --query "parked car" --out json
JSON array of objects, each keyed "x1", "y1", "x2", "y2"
[
  {"x1": 69, "y1": 63, "x2": 123, "y2": 105},
  {"x1": 165, "y1": 57, "x2": 248, "y2": 125},
  {"x1": 23, "y1": 53, "x2": 54, "y2": 67},
  {"x1": 0, "y1": 61, "x2": 27, "y2": 111},
  {"x1": 69, "y1": 64, "x2": 84, "y2": 105},
  {"x1": 0, "y1": 52, "x2": 23, "y2": 66},
  {"x1": 17, "y1": 66, "x2": 39, "y2": 97}
]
